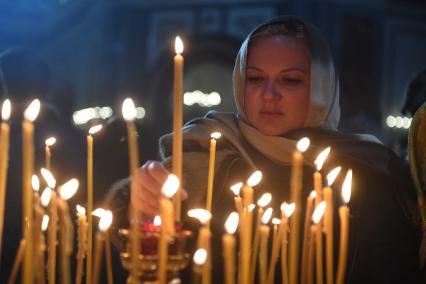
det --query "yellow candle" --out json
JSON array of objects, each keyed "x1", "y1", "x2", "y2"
[
  {"x1": 301, "y1": 191, "x2": 317, "y2": 284},
  {"x1": 32, "y1": 182, "x2": 45, "y2": 284},
  {"x1": 259, "y1": 208, "x2": 272, "y2": 284},
  {"x1": 44, "y1": 137, "x2": 56, "y2": 171},
  {"x1": 76, "y1": 205, "x2": 87, "y2": 284},
  {"x1": 223, "y1": 212, "x2": 238, "y2": 284},
  {"x1": 289, "y1": 138, "x2": 310, "y2": 284},
  {"x1": 105, "y1": 233, "x2": 113, "y2": 284},
  {"x1": 158, "y1": 175, "x2": 179, "y2": 284},
  {"x1": 93, "y1": 210, "x2": 113, "y2": 284},
  {"x1": 336, "y1": 170, "x2": 352, "y2": 284},
  {"x1": 267, "y1": 218, "x2": 282, "y2": 284},
  {"x1": 22, "y1": 99, "x2": 40, "y2": 284},
  {"x1": 86, "y1": 124, "x2": 102, "y2": 284},
  {"x1": 48, "y1": 190, "x2": 58, "y2": 284},
  {"x1": 312, "y1": 201, "x2": 327, "y2": 284},
  {"x1": 173, "y1": 36, "x2": 184, "y2": 221},
  {"x1": 307, "y1": 225, "x2": 316, "y2": 284},
  {"x1": 230, "y1": 182, "x2": 243, "y2": 215},
  {"x1": 281, "y1": 218, "x2": 289, "y2": 284},
  {"x1": 193, "y1": 248, "x2": 207, "y2": 283},
  {"x1": 122, "y1": 98, "x2": 141, "y2": 283},
  {"x1": 0, "y1": 99, "x2": 11, "y2": 261},
  {"x1": 205, "y1": 132, "x2": 221, "y2": 212},
  {"x1": 7, "y1": 239, "x2": 26, "y2": 284}
]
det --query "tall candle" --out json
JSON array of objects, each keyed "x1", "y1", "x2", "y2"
[
  {"x1": 22, "y1": 99, "x2": 40, "y2": 284},
  {"x1": 230, "y1": 182, "x2": 243, "y2": 215},
  {"x1": 336, "y1": 170, "x2": 352, "y2": 284},
  {"x1": 324, "y1": 167, "x2": 341, "y2": 284},
  {"x1": 313, "y1": 201, "x2": 327, "y2": 284},
  {"x1": 307, "y1": 225, "x2": 316, "y2": 284},
  {"x1": 48, "y1": 190, "x2": 58, "y2": 284},
  {"x1": 44, "y1": 137, "x2": 56, "y2": 171},
  {"x1": 40, "y1": 214, "x2": 49, "y2": 284},
  {"x1": 158, "y1": 174, "x2": 179, "y2": 284},
  {"x1": 172, "y1": 36, "x2": 184, "y2": 221},
  {"x1": 87, "y1": 124, "x2": 102, "y2": 284},
  {"x1": 76, "y1": 205, "x2": 87, "y2": 284},
  {"x1": 7, "y1": 239, "x2": 26, "y2": 284},
  {"x1": 93, "y1": 210, "x2": 113, "y2": 284},
  {"x1": 0, "y1": 99, "x2": 11, "y2": 261},
  {"x1": 259, "y1": 208, "x2": 272, "y2": 283},
  {"x1": 301, "y1": 190, "x2": 317, "y2": 284},
  {"x1": 205, "y1": 132, "x2": 221, "y2": 212},
  {"x1": 250, "y1": 192, "x2": 272, "y2": 284},
  {"x1": 267, "y1": 218, "x2": 281, "y2": 284},
  {"x1": 289, "y1": 138, "x2": 310, "y2": 284},
  {"x1": 193, "y1": 248, "x2": 207, "y2": 283},
  {"x1": 122, "y1": 98, "x2": 141, "y2": 283},
  {"x1": 223, "y1": 212, "x2": 238, "y2": 284}
]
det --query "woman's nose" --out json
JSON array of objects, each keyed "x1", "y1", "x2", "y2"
[{"x1": 262, "y1": 80, "x2": 280, "y2": 99}]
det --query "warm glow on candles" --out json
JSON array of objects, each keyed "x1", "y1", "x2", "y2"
[
  {"x1": 296, "y1": 137, "x2": 310, "y2": 152},
  {"x1": 225, "y1": 212, "x2": 239, "y2": 234},
  {"x1": 24, "y1": 99, "x2": 41, "y2": 122},
  {"x1": 58, "y1": 178, "x2": 79, "y2": 200},
  {"x1": 122, "y1": 98, "x2": 137, "y2": 121},
  {"x1": 312, "y1": 201, "x2": 326, "y2": 224},
  {"x1": 40, "y1": 168, "x2": 56, "y2": 189},
  {"x1": 314, "y1": 147, "x2": 331, "y2": 171},
  {"x1": 92, "y1": 208, "x2": 105, "y2": 217},
  {"x1": 342, "y1": 170, "x2": 352, "y2": 203},
  {"x1": 32, "y1": 175, "x2": 40, "y2": 192},
  {"x1": 1, "y1": 99, "x2": 11, "y2": 121},
  {"x1": 42, "y1": 215, "x2": 49, "y2": 231},
  {"x1": 311, "y1": 190, "x2": 317, "y2": 199},
  {"x1": 248, "y1": 204, "x2": 256, "y2": 212},
  {"x1": 247, "y1": 170, "x2": 262, "y2": 187},
  {"x1": 154, "y1": 215, "x2": 161, "y2": 226},
  {"x1": 281, "y1": 202, "x2": 296, "y2": 218},
  {"x1": 175, "y1": 36, "x2": 184, "y2": 54},
  {"x1": 193, "y1": 248, "x2": 207, "y2": 265},
  {"x1": 88, "y1": 124, "x2": 103, "y2": 135},
  {"x1": 272, "y1": 218, "x2": 281, "y2": 225},
  {"x1": 261, "y1": 208, "x2": 273, "y2": 224},
  {"x1": 230, "y1": 182, "x2": 243, "y2": 196},
  {"x1": 223, "y1": 212, "x2": 238, "y2": 284},
  {"x1": 257, "y1": 193, "x2": 272, "y2": 208},
  {"x1": 162, "y1": 174, "x2": 180, "y2": 198},
  {"x1": 313, "y1": 201, "x2": 327, "y2": 284},
  {"x1": 327, "y1": 167, "x2": 342, "y2": 186},
  {"x1": 40, "y1": 188, "x2": 52, "y2": 207},
  {"x1": 187, "y1": 208, "x2": 212, "y2": 225},
  {"x1": 45, "y1": 137, "x2": 56, "y2": 147},
  {"x1": 98, "y1": 210, "x2": 113, "y2": 232},
  {"x1": 76, "y1": 205, "x2": 86, "y2": 216},
  {"x1": 211, "y1": 132, "x2": 221, "y2": 139}
]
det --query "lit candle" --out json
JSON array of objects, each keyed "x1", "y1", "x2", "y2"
[
  {"x1": 324, "y1": 167, "x2": 341, "y2": 284},
  {"x1": 188, "y1": 209, "x2": 212, "y2": 284},
  {"x1": 45, "y1": 137, "x2": 56, "y2": 170},
  {"x1": 76, "y1": 205, "x2": 87, "y2": 284},
  {"x1": 266, "y1": 217, "x2": 281, "y2": 284},
  {"x1": 289, "y1": 137, "x2": 310, "y2": 284},
  {"x1": 93, "y1": 210, "x2": 113, "y2": 284},
  {"x1": 314, "y1": 201, "x2": 327, "y2": 284},
  {"x1": 58, "y1": 178, "x2": 79, "y2": 284},
  {"x1": 158, "y1": 174, "x2": 179, "y2": 284},
  {"x1": 230, "y1": 182, "x2": 243, "y2": 215},
  {"x1": 32, "y1": 175, "x2": 45, "y2": 284},
  {"x1": 336, "y1": 170, "x2": 352, "y2": 284},
  {"x1": 172, "y1": 36, "x2": 184, "y2": 221},
  {"x1": 40, "y1": 214, "x2": 49, "y2": 284},
  {"x1": 223, "y1": 212, "x2": 238, "y2": 284},
  {"x1": 22, "y1": 99, "x2": 40, "y2": 283},
  {"x1": 122, "y1": 97, "x2": 141, "y2": 283},
  {"x1": 251, "y1": 192, "x2": 272, "y2": 284},
  {"x1": 206, "y1": 132, "x2": 221, "y2": 212},
  {"x1": 301, "y1": 190, "x2": 317, "y2": 284},
  {"x1": 240, "y1": 171, "x2": 262, "y2": 284},
  {"x1": 87, "y1": 124, "x2": 102, "y2": 284},
  {"x1": 192, "y1": 248, "x2": 207, "y2": 283},
  {"x1": 259, "y1": 208, "x2": 272, "y2": 283},
  {"x1": 0, "y1": 99, "x2": 11, "y2": 259}
]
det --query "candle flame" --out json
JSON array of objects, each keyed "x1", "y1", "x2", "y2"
[
  {"x1": 193, "y1": 248, "x2": 207, "y2": 265},
  {"x1": 76, "y1": 205, "x2": 86, "y2": 215},
  {"x1": 261, "y1": 207, "x2": 273, "y2": 224},
  {"x1": 272, "y1": 218, "x2": 281, "y2": 225},
  {"x1": 257, "y1": 192, "x2": 272, "y2": 207},
  {"x1": 40, "y1": 187, "x2": 52, "y2": 207},
  {"x1": 122, "y1": 98, "x2": 137, "y2": 121},
  {"x1": 24, "y1": 99, "x2": 40, "y2": 122},
  {"x1": 327, "y1": 166, "x2": 341, "y2": 186},
  {"x1": 314, "y1": 147, "x2": 331, "y2": 171},
  {"x1": 58, "y1": 178, "x2": 79, "y2": 200},
  {"x1": 153, "y1": 215, "x2": 161, "y2": 226},
  {"x1": 210, "y1": 132, "x2": 221, "y2": 139},
  {"x1": 42, "y1": 215, "x2": 49, "y2": 231},
  {"x1": 175, "y1": 36, "x2": 184, "y2": 54},
  {"x1": 342, "y1": 169, "x2": 352, "y2": 203},
  {"x1": 310, "y1": 190, "x2": 317, "y2": 199},
  {"x1": 187, "y1": 208, "x2": 212, "y2": 225},
  {"x1": 92, "y1": 208, "x2": 105, "y2": 217},
  {"x1": 32, "y1": 175, "x2": 40, "y2": 192},
  {"x1": 161, "y1": 174, "x2": 180, "y2": 198},
  {"x1": 230, "y1": 182, "x2": 243, "y2": 196},
  {"x1": 312, "y1": 201, "x2": 327, "y2": 224},
  {"x1": 281, "y1": 202, "x2": 296, "y2": 218},
  {"x1": 40, "y1": 168, "x2": 56, "y2": 188},
  {"x1": 45, "y1": 137, "x2": 56, "y2": 147},
  {"x1": 1, "y1": 99, "x2": 11, "y2": 121},
  {"x1": 88, "y1": 124, "x2": 102, "y2": 135},
  {"x1": 98, "y1": 210, "x2": 113, "y2": 232},
  {"x1": 224, "y1": 212, "x2": 239, "y2": 234},
  {"x1": 248, "y1": 204, "x2": 256, "y2": 212},
  {"x1": 247, "y1": 170, "x2": 262, "y2": 187},
  {"x1": 296, "y1": 137, "x2": 310, "y2": 152}
]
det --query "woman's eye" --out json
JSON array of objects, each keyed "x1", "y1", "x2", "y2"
[
  {"x1": 282, "y1": 77, "x2": 303, "y2": 85},
  {"x1": 247, "y1": 76, "x2": 264, "y2": 83}
]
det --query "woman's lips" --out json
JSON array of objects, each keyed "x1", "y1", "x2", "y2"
[{"x1": 260, "y1": 111, "x2": 284, "y2": 118}]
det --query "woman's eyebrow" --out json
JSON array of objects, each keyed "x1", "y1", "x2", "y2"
[
  {"x1": 246, "y1": 66, "x2": 263, "y2": 71},
  {"x1": 279, "y1": 68, "x2": 308, "y2": 74}
]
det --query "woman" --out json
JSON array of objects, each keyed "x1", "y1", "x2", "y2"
[{"x1": 108, "y1": 16, "x2": 422, "y2": 283}]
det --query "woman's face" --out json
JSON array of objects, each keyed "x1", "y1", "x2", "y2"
[{"x1": 244, "y1": 35, "x2": 310, "y2": 136}]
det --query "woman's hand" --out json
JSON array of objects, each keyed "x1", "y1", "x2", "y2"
[{"x1": 131, "y1": 160, "x2": 187, "y2": 216}]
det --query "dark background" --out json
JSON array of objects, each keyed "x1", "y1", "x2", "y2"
[{"x1": 0, "y1": 0, "x2": 425, "y2": 282}]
